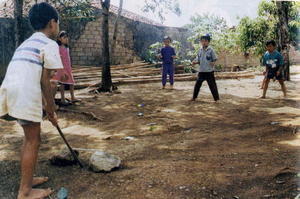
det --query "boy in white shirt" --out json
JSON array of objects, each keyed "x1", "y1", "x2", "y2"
[{"x1": 0, "y1": 3, "x2": 63, "y2": 199}]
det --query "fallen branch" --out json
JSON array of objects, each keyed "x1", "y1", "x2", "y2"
[{"x1": 58, "y1": 107, "x2": 103, "y2": 121}]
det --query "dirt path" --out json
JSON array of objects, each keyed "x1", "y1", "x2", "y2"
[{"x1": 1, "y1": 67, "x2": 300, "y2": 199}]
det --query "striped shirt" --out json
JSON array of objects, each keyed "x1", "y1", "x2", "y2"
[{"x1": 0, "y1": 32, "x2": 63, "y2": 122}]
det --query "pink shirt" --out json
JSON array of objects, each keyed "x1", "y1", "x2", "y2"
[{"x1": 52, "y1": 46, "x2": 75, "y2": 85}]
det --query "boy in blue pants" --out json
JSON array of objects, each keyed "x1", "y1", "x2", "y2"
[
  {"x1": 0, "y1": 3, "x2": 63, "y2": 198},
  {"x1": 160, "y1": 36, "x2": 176, "y2": 89}
]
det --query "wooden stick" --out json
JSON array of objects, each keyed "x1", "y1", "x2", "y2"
[{"x1": 56, "y1": 125, "x2": 83, "y2": 168}]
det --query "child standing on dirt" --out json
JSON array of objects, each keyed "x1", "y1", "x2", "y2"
[
  {"x1": 0, "y1": 3, "x2": 63, "y2": 199},
  {"x1": 261, "y1": 40, "x2": 287, "y2": 98},
  {"x1": 51, "y1": 31, "x2": 79, "y2": 105},
  {"x1": 160, "y1": 36, "x2": 176, "y2": 89},
  {"x1": 191, "y1": 34, "x2": 220, "y2": 102}
]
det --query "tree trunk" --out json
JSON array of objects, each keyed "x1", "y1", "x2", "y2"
[
  {"x1": 111, "y1": 0, "x2": 123, "y2": 63},
  {"x1": 276, "y1": 1, "x2": 291, "y2": 81},
  {"x1": 14, "y1": 0, "x2": 24, "y2": 48},
  {"x1": 100, "y1": 0, "x2": 112, "y2": 92}
]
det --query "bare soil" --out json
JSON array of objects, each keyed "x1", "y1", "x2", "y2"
[{"x1": 1, "y1": 67, "x2": 300, "y2": 199}]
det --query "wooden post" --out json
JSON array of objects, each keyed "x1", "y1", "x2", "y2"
[
  {"x1": 276, "y1": 1, "x2": 291, "y2": 81},
  {"x1": 100, "y1": 0, "x2": 112, "y2": 91},
  {"x1": 14, "y1": 0, "x2": 24, "y2": 48}
]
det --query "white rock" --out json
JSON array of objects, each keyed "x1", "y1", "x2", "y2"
[{"x1": 89, "y1": 151, "x2": 121, "y2": 172}]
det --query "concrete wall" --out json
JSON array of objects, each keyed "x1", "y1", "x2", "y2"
[{"x1": 217, "y1": 52, "x2": 260, "y2": 71}]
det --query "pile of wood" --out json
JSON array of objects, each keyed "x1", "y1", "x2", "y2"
[{"x1": 72, "y1": 62, "x2": 255, "y2": 89}]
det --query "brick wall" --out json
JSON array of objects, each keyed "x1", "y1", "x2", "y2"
[{"x1": 70, "y1": 14, "x2": 140, "y2": 66}]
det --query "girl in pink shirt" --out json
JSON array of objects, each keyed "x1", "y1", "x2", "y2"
[{"x1": 52, "y1": 31, "x2": 79, "y2": 104}]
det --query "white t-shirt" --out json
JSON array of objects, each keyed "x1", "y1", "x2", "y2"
[{"x1": 0, "y1": 32, "x2": 63, "y2": 122}]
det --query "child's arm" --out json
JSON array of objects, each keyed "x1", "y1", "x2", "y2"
[
  {"x1": 41, "y1": 42, "x2": 64, "y2": 126},
  {"x1": 263, "y1": 66, "x2": 268, "y2": 75},
  {"x1": 157, "y1": 48, "x2": 163, "y2": 59},
  {"x1": 192, "y1": 51, "x2": 200, "y2": 65},
  {"x1": 277, "y1": 53, "x2": 284, "y2": 76},
  {"x1": 41, "y1": 68, "x2": 57, "y2": 126},
  {"x1": 210, "y1": 49, "x2": 217, "y2": 67},
  {"x1": 172, "y1": 48, "x2": 177, "y2": 59}
]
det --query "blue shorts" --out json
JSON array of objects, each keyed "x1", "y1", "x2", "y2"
[
  {"x1": 1, "y1": 114, "x2": 35, "y2": 126},
  {"x1": 17, "y1": 119, "x2": 34, "y2": 126},
  {"x1": 267, "y1": 71, "x2": 283, "y2": 80}
]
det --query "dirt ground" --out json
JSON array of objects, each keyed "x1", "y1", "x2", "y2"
[{"x1": 1, "y1": 67, "x2": 300, "y2": 199}]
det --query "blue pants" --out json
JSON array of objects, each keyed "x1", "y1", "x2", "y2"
[{"x1": 162, "y1": 64, "x2": 174, "y2": 86}]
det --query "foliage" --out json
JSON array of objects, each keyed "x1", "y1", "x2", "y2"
[
  {"x1": 237, "y1": 0, "x2": 300, "y2": 55},
  {"x1": 185, "y1": 13, "x2": 240, "y2": 62},
  {"x1": 144, "y1": 42, "x2": 163, "y2": 63},
  {"x1": 236, "y1": 16, "x2": 276, "y2": 55},
  {"x1": 184, "y1": 13, "x2": 228, "y2": 34},
  {"x1": 47, "y1": 0, "x2": 96, "y2": 19},
  {"x1": 143, "y1": 0, "x2": 181, "y2": 23},
  {"x1": 144, "y1": 40, "x2": 183, "y2": 64}
]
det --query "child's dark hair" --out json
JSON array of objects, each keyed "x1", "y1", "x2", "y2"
[
  {"x1": 266, "y1": 40, "x2": 276, "y2": 47},
  {"x1": 163, "y1": 36, "x2": 172, "y2": 42},
  {"x1": 200, "y1": 34, "x2": 211, "y2": 42},
  {"x1": 29, "y1": 2, "x2": 59, "y2": 30},
  {"x1": 57, "y1": 31, "x2": 69, "y2": 47}
]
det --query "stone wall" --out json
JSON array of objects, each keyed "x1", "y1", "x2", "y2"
[
  {"x1": 69, "y1": 13, "x2": 190, "y2": 66},
  {"x1": 69, "y1": 14, "x2": 139, "y2": 66}
]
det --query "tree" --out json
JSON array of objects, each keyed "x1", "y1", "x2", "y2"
[
  {"x1": 14, "y1": 0, "x2": 24, "y2": 48},
  {"x1": 276, "y1": 1, "x2": 292, "y2": 80},
  {"x1": 99, "y1": 0, "x2": 112, "y2": 92},
  {"x1": 238, "y1": 0, "x2": 299, "y2": 80},
  {"x1": 98, "y1": 0, "x2": 181, "y2": 92},
  {"x1": 185, "y1": 14, "x2": 238, "y2": 61},
  {"x1": 237, "y1": 16, "x2": 276, "y2": 56},
  {"x1": 143, "y1": 0, "x2": 181, "y2": 23}
]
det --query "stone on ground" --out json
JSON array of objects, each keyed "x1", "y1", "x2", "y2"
[{"x1": 89, "y1": 151, "x2": 121, "y2": 172}]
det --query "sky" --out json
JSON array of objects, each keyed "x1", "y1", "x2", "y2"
[
  {"x1": 0, "y1": 0, "x2": 263, "y2": 27},
  {"x1": 110, "y1": 0, "x2": 263, "y2": 27}
]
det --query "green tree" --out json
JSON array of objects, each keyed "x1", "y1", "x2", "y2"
[
  {"x1": 237, "y1": 0, "x2": 299, "y2": 80},
  {"x1": 237, "y1": 16, "x2": 276, "y2": 55},
  {"x1": 97, "y1": 0, "x2": 181, "y2": 91},
  {"x1": 143, "y1": 0, "x2": 181, "y2": 23},
  {"x1": 185, "y1": 14, "x2": 239, "y2": 62}
]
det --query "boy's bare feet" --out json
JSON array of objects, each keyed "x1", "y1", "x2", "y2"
[
  {"x1": 170, "y1": 85, "x2": 174, "y2": 90},
  {"x1": 18, "y1": 188, "x2": 53, "y2": 199},
  {"x1": 260, "y1": 96, "x2": 266, "y2": 99},
  {"x1": 190, "y1": 98, "x2": 196, "y2": 101},
  {"x1": 32, "y1": 177, "x2": 49, "y2": 187},
  {"x1": 162, "y1": 86, "x2": 166, "y2": 89}
]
